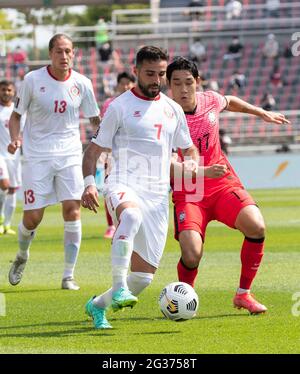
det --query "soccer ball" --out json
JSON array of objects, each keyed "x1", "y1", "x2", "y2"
[{"x1": 158, "y1": 282, "x2": 199, "y2": 321}]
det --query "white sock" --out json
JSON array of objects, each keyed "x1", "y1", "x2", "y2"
[
  {"x1": 93, "y1": 288, "x2": 113, "y2": 309},
  {"x1": 93, "y1": 272, "x2": 154, "y2": 309},
  {"x1": 237, "y1": 288, "x2": 250, "y2": 295},
  {"x1": 4, "y1": 193, "x2": 16, "y2": 227},
  {"x1": 63, "y1": 220, "x2": 81, "y2": 279},
  {"x1": 112, "y1": 240, "x2": 133, "y2": 292},
  {"x1": 111, "y1": 208, "x2": 142, "y2": 292},
  {"x1": 0, "y1": 189, "x2": 8, "y2": 221},
  {"x1": 127, "y1": 271, "x2": 154, "y2": 296},
  {"x1": 17, "y1": 222, "x2": 36, "y2": 260}
]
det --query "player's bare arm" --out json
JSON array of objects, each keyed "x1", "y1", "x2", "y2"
[
  {"x1": 81, "y1": 142, "x2": 111, "y2": 213},
  {"x1": 8, "y1": 111, "x2": 22, "y2": 154},
  {"x1": 225, "y1": 95, "x2": 290, "y2": 125},
  {"x1": 181, "y1": 145, "x2": 227, "y2": 178},
  {"x1": 89, "y1": 115, "x2": 101, "y2": 131},
  {"x1": 204, "y1": 164, "x2": 228, "y2": 178}
]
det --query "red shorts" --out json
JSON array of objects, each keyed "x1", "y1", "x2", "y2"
[{"x1": 173, "y1": 187, "x2": 256, "y2": 241}]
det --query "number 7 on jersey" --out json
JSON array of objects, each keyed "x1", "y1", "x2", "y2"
[{"x1": 154, "y1": 124, "x2": 163, "y2": 140}]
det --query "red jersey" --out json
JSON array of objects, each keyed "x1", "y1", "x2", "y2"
[{"x1": 174, "y1": 91, "x2": 243, "y2": 199}]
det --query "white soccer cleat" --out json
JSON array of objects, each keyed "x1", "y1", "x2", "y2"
[
  {"x1": 9, "y1": 256, "x2": 28, "y2": 285},
  {"x1": 61, "y1": 277, "x2": 80, "y2": 290}
]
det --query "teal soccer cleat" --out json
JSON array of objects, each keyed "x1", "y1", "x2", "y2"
[
  {"x1": 85, "y1": 297, "x2": 112, "y2": 329},
  {"x1": 111, "y1": 287, "x2": 138, "y2": 312}
]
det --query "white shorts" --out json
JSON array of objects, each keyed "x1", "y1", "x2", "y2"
[
  {"x1": 104, "y1": 183, "x2": 169, "y2": 268},
  {"x1": 22, "y1": 156, "x2": 83, "y2": 210},
  {"x1": 0, "y1": 156, "x2": 21, "y2": 188}
]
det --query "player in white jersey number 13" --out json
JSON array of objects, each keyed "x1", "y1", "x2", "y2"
[
  {"x1": 7, "y1": 34, "x2": 100, "y2": 290},
  {"x1": 81, "y1": 46, "x2": 199, "y2": 329}
]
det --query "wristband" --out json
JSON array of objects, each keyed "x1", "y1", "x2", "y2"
[{"x1": 84, "y1": 175, "x2": 96, "y2": 188}]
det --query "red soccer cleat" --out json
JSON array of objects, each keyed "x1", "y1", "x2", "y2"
[
  {"x1": 233, "y1": 292, "x2": 267, "y2": 315},
  {"x1": 104, "y1": 225, "x2": 116, "y2": 239}
]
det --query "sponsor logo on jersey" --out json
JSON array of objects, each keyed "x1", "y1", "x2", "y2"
[
  {"x1": 133, "y1": 111, "x2": 141, "y2": 117},
  {"x1": 179, "y1": 211, "x2": 185, "y2": 223},
  {"x1": 208, "y1": 111, "x2": 217, "y2": 125},
  {"x1": 39, "y1": 86, "x2": 46, "y2": 93},
  {"x1": 70, "y1": 85, "x2": 80, "y2": 97},
  {"x1": 164, "y1": 106, "x2": 174, "y2": 119}
]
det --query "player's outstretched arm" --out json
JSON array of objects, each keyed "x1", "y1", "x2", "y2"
[
  {"x1": 225, "y1": 95, "x2": 290, "y2": 125},
  {"x1": 8, "y1": 111, "x2": 22, "y2": 154},
  {"x1": 81, "y1": 142, "x2": 110, "y2": 213}
]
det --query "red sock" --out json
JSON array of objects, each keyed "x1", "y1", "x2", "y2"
[
  {"x1": 104, "y1": 201, "x2": 114, "y2": 226},
  {"x1": 239, "y1": 236, "x2": 265, "y2": 290},
  {"x1": 177, "y1": 258, "x2": 198, "y2": 288}
]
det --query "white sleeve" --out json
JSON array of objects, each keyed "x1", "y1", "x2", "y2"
[
  {"x1": 14, "y1": 75, "x2": 32, "y2": 116},
  {"x1": 91, "y1": 103, "x2": 120, "y2": 149},
  {"x1": 173, "y1": 107, "x2": 193, "y2": 150},
  {"x1": 80, "y1": 78, "x2": 100, "y2": 118}
]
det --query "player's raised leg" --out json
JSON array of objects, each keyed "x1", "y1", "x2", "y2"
[
  {"x1": 109, "y1": 201, "x2": 141, "y2": 311},
  {"x1": 233, "y1": 205, "x2": 267, "y2": 314}
]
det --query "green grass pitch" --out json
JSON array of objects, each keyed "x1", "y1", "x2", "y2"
[{"x1": 0, "y1": 188, "x2": 299, "y2": 354}]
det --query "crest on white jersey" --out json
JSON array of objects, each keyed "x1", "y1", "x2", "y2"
[
  {"x1": 164, "y1": 106, "x2": 174, "y2": 119},
  {"x1": 70, "y1": 85, "x2": 80, "y2": 97}
]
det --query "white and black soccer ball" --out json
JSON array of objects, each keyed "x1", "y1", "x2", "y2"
[{"x1": 158, "y1": 282, "x2": 199, "y2": 321}]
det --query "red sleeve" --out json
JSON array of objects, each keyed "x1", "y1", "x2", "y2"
[{"x1": 209, "y1": 91, "x2": 227, "y2": 113}]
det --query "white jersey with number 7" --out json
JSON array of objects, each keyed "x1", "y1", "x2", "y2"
[{"x1": 92, "y1": 88, "x2": 193, "y2": 197}]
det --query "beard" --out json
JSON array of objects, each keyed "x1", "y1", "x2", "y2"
[{"x1": 138, "y1": 81, "x2": 160, "y2": 98}]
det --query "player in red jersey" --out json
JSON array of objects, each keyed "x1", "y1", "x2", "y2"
[{"x1": 167, "y1": 57, "x2": 290, "y2": 314}]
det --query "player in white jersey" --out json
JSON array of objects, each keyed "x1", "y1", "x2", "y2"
[
  {"x1": 82, "y1": 46, "x2": 198, "y2": 329},
  {"x1": 0, "y1": 80, "x2": 21, "y2": 235},
  {"x1": 7, "y1": 34, "x2": 100, "y2": 290}
]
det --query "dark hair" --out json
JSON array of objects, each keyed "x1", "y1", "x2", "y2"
[
  {"x1": 0, "y1": 80, "x2": 15, "y2": 88},
  {"x1": 135, "y1": 46, "x2": 168, "y2": 67},
  {"x1": 117, "y1": 71, "x2": 136, "y2": 84},
  {"x1": 49, "y1": 34, "x2": 73, "y2": 51},
  {"x1": 166, "y1": 56, "x2": 199, "y2": 81}
]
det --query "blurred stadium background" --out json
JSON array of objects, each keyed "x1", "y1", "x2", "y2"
[
  {"x1": 0, "y1": 0, "x2": 299, "y2": 188},
  {"x1": 1, "y1": 2, "x2": 300, "y2": 354}
]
